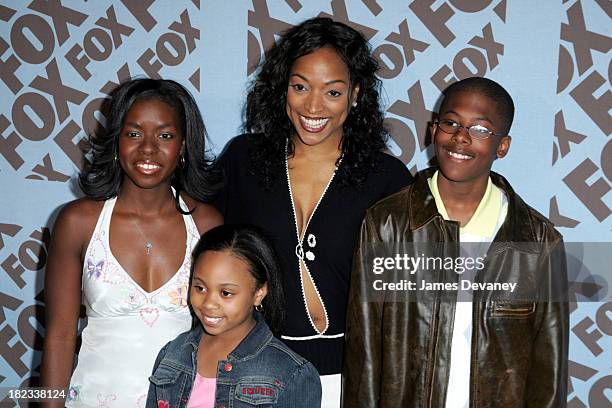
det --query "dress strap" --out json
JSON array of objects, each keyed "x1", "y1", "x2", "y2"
[
  {"x1": 175, "y1": 190, "x2": 201, "y2": 243},
  {"x1": 83, "y1": 197, "x2": 117, "y2": 260},
  {"x1": 99, "y1": 196, "x2": 118, "y2": 232}
]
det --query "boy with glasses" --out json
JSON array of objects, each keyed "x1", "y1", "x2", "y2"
[{"x1": 343, "y1": 77, "x2": 568, "y2": 408}]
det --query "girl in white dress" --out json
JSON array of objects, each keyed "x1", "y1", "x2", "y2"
[{"x1": 40, "y1": 79, "x2": 222, "y2": 407}]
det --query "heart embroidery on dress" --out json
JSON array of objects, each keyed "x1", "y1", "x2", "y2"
[
  {"x1": 136, "y1": 394, "x2": 147, "y2": 408},
  {"x1": 139, "y1": 307, "x2": 160, "y2": 327}
]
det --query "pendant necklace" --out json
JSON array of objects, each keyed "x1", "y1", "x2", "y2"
[
  {"x1": 133, "y1": 218, "x2": 153, "y2": 255},
  {"x1": 119, "y1": 197, "x2": 154, "y2": 255}
]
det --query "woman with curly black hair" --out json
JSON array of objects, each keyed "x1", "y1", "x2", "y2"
[
  {"x1": 215, "y1": 17, "x2": 413, "y2": 406},
  {"x1": 41, "y1": 78, "x2": 222, "y2": 407}
]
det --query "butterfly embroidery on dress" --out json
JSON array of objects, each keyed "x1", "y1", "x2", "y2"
[
  {"x1": 86, "y1": 258, "x2": 105, "y2": 280},
  {"x1": 126, "y1": 290, "x2": 144, "y2": 306},
  {"x1": 67, "y1": 385, "x2": 80, "y2": 404},
  {"x1": 169, "y1": 284, "x2": 188, "y2": 307}
]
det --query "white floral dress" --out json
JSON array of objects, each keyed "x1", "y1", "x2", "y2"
[{"x1": 66, "y1": 195, "x2": 198, "y2": 407}]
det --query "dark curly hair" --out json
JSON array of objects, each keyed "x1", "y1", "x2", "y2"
[
  {"x1": 79, "y1": 78, "x2": 221, "y2": 213},
  {"x1": 190, "y1": 224, "x2": 285, "y2": 336},
  {"x1": 245, "y1": 17, "x2": 388, "y2": 188}
]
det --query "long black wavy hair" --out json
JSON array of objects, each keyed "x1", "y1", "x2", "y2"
[
  {"x1": 79, "y1": 78, "x2": 221, "y2": 212},
  {"x1": 190, "y1": 224, "x2": 285, "y2": 336},
  {"x1": 245, "y1": 17, "x2": 388, "y2": 188}
]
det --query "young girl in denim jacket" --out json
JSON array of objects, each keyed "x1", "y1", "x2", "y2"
[{"x1": 146, "y1": 224, "x2": 322, "y2": 407}]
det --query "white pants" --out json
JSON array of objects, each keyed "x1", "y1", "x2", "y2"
[{"x1": 320, "y1": 374, "x2": 341, "y2": 408}]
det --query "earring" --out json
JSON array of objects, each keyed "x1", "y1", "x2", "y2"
[
  {"x1": 179, "y1": 155, "x2": 185, "y2": 167},
  {"x1": 255, "y1": 304, "x2": 264, "y2": 312},
  {"x1": 352, "y1": 101, "x2": 357, "y2": 107},
  {"x1": 114, "y1": 154, "x2": 118, "y2": 162}
]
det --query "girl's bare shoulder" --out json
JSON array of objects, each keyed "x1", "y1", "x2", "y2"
[{"x1": 53, "y1": 197, "x2": 106, "y2": 241}]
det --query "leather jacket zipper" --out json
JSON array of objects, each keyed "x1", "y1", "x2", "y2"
[
  {"x1": 490, "y1": 302, "x2": 536, "y2": 318},
  {"x1": 470, "y1": 288, "x2": 480, "y2": 408},
  {"x1": 426, "y1": 221, "x2": 457, "y2": 407},
  {"x1": 492, "y1": 302, "x2": 535, "y2": 315},
  {"x1": 425, "y1": 286, "x2": 441, "y2": 408},
  {"x1": 427, "y1": 223, "x2": 462, "y2": 408}
]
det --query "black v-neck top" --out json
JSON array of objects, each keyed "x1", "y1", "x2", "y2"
[{"x1": 215, "y1": 134, "x2": 414, "y2": 374}]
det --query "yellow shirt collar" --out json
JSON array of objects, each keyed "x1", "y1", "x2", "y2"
[{"x1": 427, "y1": 170, "x2": 502, "y2": 237}]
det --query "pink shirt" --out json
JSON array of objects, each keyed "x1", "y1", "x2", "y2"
[{"x1": 187, "y1": 373, "x2": 216, "y2": 408}]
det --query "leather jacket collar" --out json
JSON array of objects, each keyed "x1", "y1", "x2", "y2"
[{"x1": 411, "y1": 168, "x2": 540, "y2": 246}]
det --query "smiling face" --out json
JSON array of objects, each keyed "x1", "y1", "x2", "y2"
[
  {"x1": 432, "y1": 90, "x2": 511, "y2": 188},
  {"x1": 190, "y1": 250, "x2": 267, "y2": 342},
  {"x1": 118, "y1": 98, "x2": 184, "y2": 191},
  {"x1": 286, "y1": 46, "x2": 359, "y2": 149}
]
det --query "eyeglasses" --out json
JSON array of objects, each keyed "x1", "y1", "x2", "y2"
[{"x1": 433, "y1": 119, "x2": 505, "y2": 140}]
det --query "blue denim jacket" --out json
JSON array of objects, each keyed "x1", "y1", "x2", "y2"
[{"x1": 146, "y1": 313, "x2": 321, "y2": 407}]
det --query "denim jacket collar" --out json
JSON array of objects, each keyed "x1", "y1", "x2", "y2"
[
  {"x1": 182, "y1": 325, "x2": 203, "y2": 351},
  {"x1": 228, "y1": 312, "x2": 274, "y2": 361}
]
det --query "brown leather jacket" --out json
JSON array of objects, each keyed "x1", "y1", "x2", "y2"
[{"x1": 343, "y1": 168, "x2": 568, "y2": 408}]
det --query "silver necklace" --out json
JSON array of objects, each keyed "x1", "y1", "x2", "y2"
[
  {"x1": 132, "y1": 218, "x2": 153, "y2": 255},
  {"x1": 119, "y1": 197, "x2": 154, "y2": 255}
]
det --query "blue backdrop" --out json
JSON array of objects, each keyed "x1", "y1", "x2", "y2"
[{"x1": 0, "y1": 1, "x2": 610, "y2": 406}]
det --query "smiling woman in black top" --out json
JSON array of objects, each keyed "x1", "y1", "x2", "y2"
[{"x1": 215, "y1": 17, "x2": 413, "y2": 407}]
